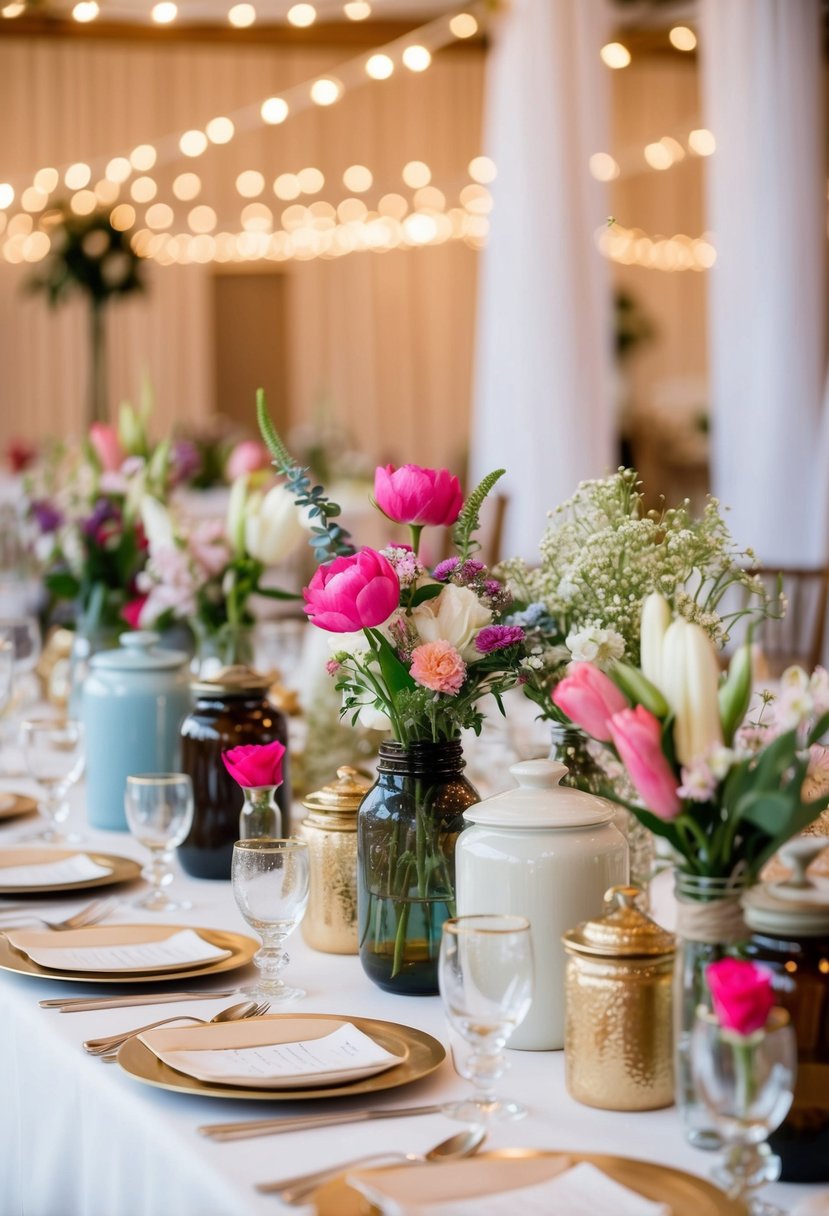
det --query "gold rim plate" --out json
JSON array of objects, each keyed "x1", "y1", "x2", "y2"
[
  {"x1": 117, "y1": 1013, "x2": 445, "y2": 1100},
  {"x1": 0, "y1": 848, "x2": 142, "y2": 895},
  {"x1": 0, "y1": 794, "x2": 38, "y2": 822},
  {"x1": 0, "y1": 924, "x2": 258, "y2": 984},
  {"x1": 315, "y1": 1149, "x2": 746, "y2": 1216}
]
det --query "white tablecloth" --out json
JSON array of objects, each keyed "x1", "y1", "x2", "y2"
[{"x1": 0, "y1": 775, "x2": 821, "y2": 1216}]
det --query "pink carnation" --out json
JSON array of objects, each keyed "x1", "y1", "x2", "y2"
[{"x1": 410, "y1": 640, "x2": 466, "y2": 696}]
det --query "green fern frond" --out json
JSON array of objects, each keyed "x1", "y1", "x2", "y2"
[
  {"x1": 256, "y1": 389, "x2": 294, "y2": 471},
  {"x1": 453, "y1": 468, "x2": 505, "y2": 561}
]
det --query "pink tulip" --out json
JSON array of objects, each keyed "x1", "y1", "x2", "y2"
[
  {"x1": 374, "y1": 464, "x2": 464, "y2": 528},
  {"x1": 222, "y1": 739, "x2": 286, "y2": 789},
  {"x1": 226, "y1": 440, "x2": 271, "y2": 482},
  {"x1": 706, "y1": 958, "x2": 775, "y2": 1036},
  {"x1": 121, "y1": 596, "x2": 148, "y2": 629},
  {"x1": 89, "y1": 423, "x2": 123, "y2": 473},
  {"x1": 608, "y1": 705, "x2": 681, "y2": 820},
  {"x1": 552, "y1": 663, "x2": 629, "y2": 743},
  {"x1": 303, "y1": 548, "x2": 400, "y2": 633}
]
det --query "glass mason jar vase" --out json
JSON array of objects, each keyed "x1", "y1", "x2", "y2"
[
  {"x1": 191, "y1": 622, "x2": 255, "y2": 680},
  {"x1": 239, "y1": 786, "x2": 282, "y2": 840},
  {"x1": 674, "y1": 870, "x2": 750, "y2": 1150},
  {"x1": 550, "y1": 721, "x2": 655, "y2": 909},
  {"x1": 357, "y1": 738, "x2": 478, "y2": 996}
]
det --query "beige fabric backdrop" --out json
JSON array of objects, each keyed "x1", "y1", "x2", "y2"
[{"x1": 0, "y1": 36, "x2": 484, "y2": 467}]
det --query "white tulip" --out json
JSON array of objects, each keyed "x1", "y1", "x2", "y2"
[
  {"x1": 245, "y1": 483, "x2": 306, "y2": 566},
  {"x1": 411, "y1": 583, "x2": 492, "y2": 661},
  {"x1": 640, "y1": 592, "x2": 672, "y2": 688},
  {"x1": 660, "y1": 618, "x2": 722, "y2": 765},
  {"x1": 140, "y1": 495, "x2": 175, "y2": 553},
  {"x1": 226, "y1": 475, "x2": 250, "y2": 558}
]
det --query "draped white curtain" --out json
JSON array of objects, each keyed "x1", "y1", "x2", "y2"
[
  {"x1": 470, "y1": 0, "x2": 613, "y2": 560},
  {"x1": 700, "y1": 0, "x2": 827, "y2": 565}
]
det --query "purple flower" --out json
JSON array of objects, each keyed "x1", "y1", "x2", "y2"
[
  {"x1": 169, "y1": 439, "x2": 202, "y2": 487},
  {"x1": 484, "y1": 579, "x2": 502, "y2": 598},
  {"x1": 433, "y1": 557, "x2": 460, "y2": 582},
  {"x1": 32, "y1": 500, "x2": 62, "y2": 533},
  {"x1": 475, "y1": 625, "x2": 526, "y2": 654},
  {"x1": 82, "y1": 497, "x2": 120, "y2": 539},
  {"x1": 458, "y1": 559, "x2": 486, "y2": 582}
]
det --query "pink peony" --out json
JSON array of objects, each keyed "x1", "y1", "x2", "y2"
[
  {"x1": 222, "y1": 739, "x2": 286, "y2": 789},
  {"x1": 410, "y1": 640, "x2": 466, "y2": 695},
  {"x1": 706, "y1": 958, "x2": 775, "y2": 1036},
  {"x1": 89, "y1": 423, "x2": 124, "y2": 473},
  {"x1": 225, "y1": 440, "x2": 272, "y2": 482},
  {"x1": 608, "y1": 705, "x2": 681, "y2": 820},
  {"x1": 121, "y1": 596, "x2": 148, "y2": 629},
  {"x1": 303, "y1": 548, "x2": 400, "y2": 633},
  {"x1": 374, "y1": 464, "x2": 464, "y2": 528},
  {"x1": 552, "y1": 663, "x2": 629, "y2": 743}
]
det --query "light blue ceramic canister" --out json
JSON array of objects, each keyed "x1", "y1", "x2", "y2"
[{"x1": 82, "y1": 631, "x2": 191, "y2": 831}]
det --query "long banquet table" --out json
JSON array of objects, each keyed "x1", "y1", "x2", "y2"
[{"x1": 0, "y1": 768, "x2": 820, "y2": 1216}]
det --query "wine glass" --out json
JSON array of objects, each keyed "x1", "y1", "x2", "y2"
[
  {"x1": 0, "y1": 617, "x2": 42, "y2": 769},
  {"x1": 232, "y1": 838, "x2": 309, "y2": 1002},
  {"x1": 691, "y1": 1006, "x2": 797, "y2": 1215},
  {"x1": 21, "y1": 718, "x2": 85, "y2": 842},
  {"x1": 124, "y1": 774, "x2": 195, "y2": 912},
  {"x1": 438, "y1": 914, "x2": 534, "y2": 1124}
]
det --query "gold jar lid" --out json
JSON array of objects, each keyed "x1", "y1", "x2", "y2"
[
  {"x1": 190, "y1": 665, "x2": 272, "y2": 697},
  {"x1": 301, "y1": 766, "x2": 373, "y2": 826},
  {"x1": 563, "y1": 886, "x2": 676, "y2": 959}
]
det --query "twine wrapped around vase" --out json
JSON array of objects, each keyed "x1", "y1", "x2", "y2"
[{"x1": 674, "y1": 894, "x2": 747, "y2": 946}]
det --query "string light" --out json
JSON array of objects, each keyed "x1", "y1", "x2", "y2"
[
  {"x1": 173, "y1": 172, "x2": 201, "y2": 201},
  {"x1": 131, "y1": 176, "x2": 157, "y2": 203},
  {"x1": 179, "y1": 130, "x2": 208, "y2": 158},
  {"x1": 105, "y1": 157, "x2": 132, "y2": 184},
  {"x1": 688, "y1": 128, "x2": 716, "y2": 156},
  {"x1": 310, "y1": 78, "x2": 342, "y2": 106},
  {"x1": 449, "y1": 13, "x2": 477, "y2": 38},
  {"x1": 402, "y1": 161, "x2": 430, "y2": 188},
  {"x1": 287, "y1": 3, "x2": 315, "y2": 26},
  {"x1": 206, "y1": 117, "x2": 235, "y2": 145},
  {"x1": 65, "y1": 163, "x2": 91, "y2": 190},
  {"x1": 94, "y1": 179, "x2": 119, "y2": 205},
  {"x1": 297, "y1": 167, "x2": 324, "y2": 193},
  {"x1": 21, "y1": 188, "x2": 47, "y2": 213},
  {"x1": 589, "y1": 152, "x2": 619, "y2": 181},
  {"x1": 343, "y1": 165, "x2": 372, "y2": 193},
  {"x1": 669, "y1": 26, "x2": 697, "y2": 51},
  {"x1": 236, "y1": 170, "x2": 265, "y2": 198},
  {"x1": 33, "y1": 167, "x2": 59, "y2": 193},
  {"x1": 0, "y1": 184, "x2": 14, "y2": 210},
  {"x1": 110, "y1": 204, "x2": 136, "y2": 231},
  {"x1": 468, "y1": 156, "x2": 496, "y2": 184},
  {"x1": 151, "y1": 2, "x2": 177, "y2": 23},
  {"x1": 402, "y1": 46, "x2": 431, "y2": 72},
  {"x1": 261, "y1": 97, "x2": 289, "y2": 125},
  {"x1": 130, "y1": 145, "x2": 157, "y2": 171},
  {"x1": 70, "y1": 190, "x2": 97, "y2": 216},
  {"x1": 71, "y1": 1, "x2": 98, "y2": 21},
  {"x1": 228, "y1": 3, "x2": 255, "y2": 26},
  {"x1": 598, "y1": 223, "x2": 716, "y2": 272},
  {"x1": 1, "y1": 3, "x2": 25, "y2": 17},
  {"x1": 274, "y1": 173, "x2": 301, "y2": 200},
  {"x1": 600, "y1": 42, "x2": 631, "y2": 69},
  {"x1": 366, "y1": 54, "x2": 393, "y2": 80},
  {"x1": 344, "y1": 1, "x2": 370, "y2": 17},
  {"x1": 188, "y1": 205, "x2": 217, "y2": 233}
]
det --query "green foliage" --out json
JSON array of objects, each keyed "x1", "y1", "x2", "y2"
[
  {"x1": 453, "y1": 468, "x2": 505, "y2": 562},
  {"x1": 27, "y1": 208, "x2": 143, "y2": 308}
]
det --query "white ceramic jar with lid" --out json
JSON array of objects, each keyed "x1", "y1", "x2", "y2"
[{"x1": 455, "y1": 758, "x2": 629, "y2": 1050}]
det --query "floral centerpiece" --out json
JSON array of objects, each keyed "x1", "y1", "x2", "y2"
[
  {"x1": 133, "y1": 474, "x2": 307, "y2": 672},
  {"x1": 550, "y1": 590, "x2": 829, "y2": 1141},
  {"x1": 257, "y1": 393, "x2": 526, "y2": 993}
]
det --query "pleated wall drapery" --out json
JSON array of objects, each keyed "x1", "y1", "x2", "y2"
[
  {"x1": 0, "y1": 36, "x2": 483, "y2": 468},
  {"x1": 469, "y1": 0, "x2": 614, "y2": 561},
  {"x1": 700, "y1": 0, "x2": 827, "y2": 565}
]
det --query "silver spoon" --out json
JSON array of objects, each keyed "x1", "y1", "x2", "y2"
[
  {"x1": 83, "y1": 998, "x2": 265, "y2": 1055},
  {"x1": 256, "y1": 1125, "x2": 487, "y2": 1203}
]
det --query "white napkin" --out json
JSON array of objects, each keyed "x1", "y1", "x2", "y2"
[
  {"x1": 5, "y1": 927, "x2": 231, "y2": 973},
  {"x1": 0, "y1": 853, "x2": 112, "y2": 887},
  {"x1": 142, "y1": 1021, "x2": 404, "y2": 1088},
  {"x1": 353, "y1": 1161, "x2": 671, "y2": 1216}
]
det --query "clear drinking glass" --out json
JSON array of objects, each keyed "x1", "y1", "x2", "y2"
[
  {"x1": 0, "y1": 639, "x2": 13, "y2": 719},
  {"x1": 691, "y1": 1007, "x2": 797, "y2": 1215},
  {"x1": 232, "y1": 838, "x2": 310, "y2": 1002},
  {"x1": 438, "y1": 914, "x2": 534, "y2": 1124},
  {"x1": 21, "y1": 718, "x2": 85, "y2": 841},
  {"x1": 124, "y1": 774, "x2": 195, "y2": 912}
]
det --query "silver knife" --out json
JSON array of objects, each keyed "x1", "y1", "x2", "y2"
[
  {"x1": 40, "y1": 989, "x2": 239, "y2": 1012},
  {"x1": 199, "y1": 1104, "x2": 443, "y2": 1141}
]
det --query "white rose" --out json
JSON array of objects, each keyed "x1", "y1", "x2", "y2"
[
  {"x1": 245, "y1": 483, "x2": 306, "y2": 566},
  {"x1": 411, "y1": 583, "x2": 492, "y2": 661}
]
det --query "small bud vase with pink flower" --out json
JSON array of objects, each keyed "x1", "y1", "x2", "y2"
[
  {"x1": 222, "y1": 739, "x2": 287, "y2": 841},
  {"x1": 258, "y1": 393, "x2": 527, "y2": 994}
]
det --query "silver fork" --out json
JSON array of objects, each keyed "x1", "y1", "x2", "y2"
[
  {"x1": 89, "y1": 999, "x2": 271, "y2": 1059},
  {"x1": 0, "y1": 897, "x2": 117, "y2": 932}
]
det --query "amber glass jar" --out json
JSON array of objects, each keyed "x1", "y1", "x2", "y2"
[
  {"x1": 179, "y1": 666, "x2": 290, "y2": 880},
  {"x1": 742, "y1": 841, "x2": 829, "y2": 1183}
]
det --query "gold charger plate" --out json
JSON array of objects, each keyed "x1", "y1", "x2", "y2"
[
  {"x1": 0, "y1": 924, "x2": 258, "y2": 984},
  {"x1": 117, "y1": 1013, "x2": 445, "y2": 1101},
  {"x1": 315, "y1": 1148, "x2": 746, "y2": 1216},
  {"x1": 0, "y1": 847, "x2": 142, "y2": 895},
  {"x1": 0, "y1": 794, "x2": 37, "y2": 822}
]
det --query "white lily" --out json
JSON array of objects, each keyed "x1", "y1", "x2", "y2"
[
  {"x1": 660, "y1": 618, "x2": 722, "y2": 766},
  {"x1": 640, "y1": 592, "x2": 672, "y2": 688},
  {"x1": 140, "y1": 495, "x2": 175, "y2": 553}
]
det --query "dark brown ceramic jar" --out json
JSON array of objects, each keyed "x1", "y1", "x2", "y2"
[{"x1": 179, "y1": 666, "x2": 290, "y2": 880}]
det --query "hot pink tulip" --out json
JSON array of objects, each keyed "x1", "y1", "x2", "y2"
[
  {"x1": 706, "y1": 958, "x2": 775, "y2": 1036},
  {"x1": 374, "y1": 464, "x2": 464, "y2": 528},
  {"x1": 608, "y1": 705, "x2": 681, "y2": 820},
  {"x1": 225, "y1": 440, "x2": 271, "y2": 482},
  {"x1": 551, "y1": 663, "x2": 629, "y2": 743},
  {"x1": 121, "y1": 596, "x2": 148, "y2": 629},
  {"x1": 89, "y1": 423, "x2": 123, "y2": 473},
  {"x1": 303, "y1": 547, "x2": 400, "y2": 633},
  {"x1": 222, "y1": 739, "x2": 286, "y2": 789}
]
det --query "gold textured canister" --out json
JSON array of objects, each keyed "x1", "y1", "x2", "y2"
[
  {"x1": 562, "y1": 885, "x2": 675, "y2": 1111},
  {"x1": 299, "y1": 766, "x2": 372, "y2": 955}
]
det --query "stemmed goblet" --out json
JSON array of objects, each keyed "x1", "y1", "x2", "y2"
[
  {"x1": 21, "y1": 717, "x2": 85, "y2": 842},
  {"x1": 232, "y1": 839, "x2": 309, "y2": 1003},
  {"x1": 438, "y1": 914, "x2": 534, "y2": 1124},
  {"x1": 691, "y1": 1006, "x2": 796, "y2": 1214},
  {"x1": 124, "y1": 774, "x2": 195, "y2": 912}
]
